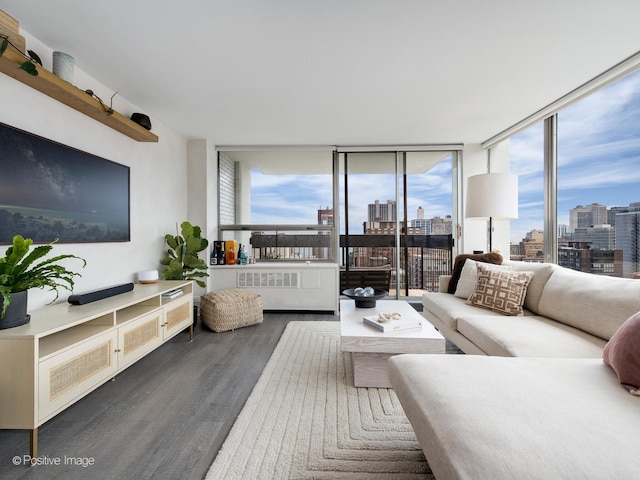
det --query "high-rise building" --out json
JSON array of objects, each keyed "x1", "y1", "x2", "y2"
[
  {"x1": 614, "y1": 210, "x2": 640, "y2": 278},
  {"x1": 368, "y1": 199, "x2": 396, "y2": 222},
  {"x1": 569, "y1": 204, "x2": 607, "y2": 233}
]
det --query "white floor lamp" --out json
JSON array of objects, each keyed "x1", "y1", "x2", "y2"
[{"x1": 465, "y1": 173, "x2": 518, "y2": 252}]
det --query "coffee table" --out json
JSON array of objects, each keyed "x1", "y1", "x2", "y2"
[{"x1": 340, "y1": 299, "x2": 445, "y2": 388}]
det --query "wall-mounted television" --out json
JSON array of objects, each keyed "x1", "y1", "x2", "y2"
[{"x1": 0, "y1": 121, "x2": 130, "y2": 244}]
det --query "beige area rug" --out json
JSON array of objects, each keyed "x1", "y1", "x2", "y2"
[{"x1": 206, "y1": 321, "x2": 434, "y2": 479}]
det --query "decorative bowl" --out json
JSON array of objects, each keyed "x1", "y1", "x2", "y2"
[{"x1": 342, "y1": 288, "x2": 388, "y2": 308}]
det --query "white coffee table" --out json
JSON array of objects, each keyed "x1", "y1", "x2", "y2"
[{"x1": 340, "y1": 299, "x2": 445, "y2": 388}]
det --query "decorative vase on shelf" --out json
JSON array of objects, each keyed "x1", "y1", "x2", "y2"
[{"x1": 52, "y1": 51, "x2": 74, "y2": 83}]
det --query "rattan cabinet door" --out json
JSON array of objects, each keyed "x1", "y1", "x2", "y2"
[
  {"x1": 162, "y1": 296, "x2": 192, "y2": 340},
  {"x1": 117, "y1": 310, "x2": 163, "y2": 370},
  {"x1": 38, "y1": 330, "x2": 118, "y2": 423}
]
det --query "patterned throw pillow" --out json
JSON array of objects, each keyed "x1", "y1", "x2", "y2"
[{"x1": 467, "y1": 265, "x2": 533, "y2": 316}]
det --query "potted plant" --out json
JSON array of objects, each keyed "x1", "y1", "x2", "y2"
[
  {"x1": 0, "y1": 235, "x2": 86, "y2": 329},
  {"x1": 160, "y1": 221, "x2": 209, "y2": 288}
]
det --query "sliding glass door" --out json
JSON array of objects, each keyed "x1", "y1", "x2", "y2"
[{"x1": 338, "y1": 149, "x2": 456, "y2": 299}]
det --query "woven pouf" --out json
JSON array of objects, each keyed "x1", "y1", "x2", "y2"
[{"x1": 200, "y1": 289, "x2": 263, "y2": 333}]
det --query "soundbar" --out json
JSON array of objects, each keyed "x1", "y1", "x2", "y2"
[{"x1": 68, "y1": 283, "x2": 134, "y2": 305}]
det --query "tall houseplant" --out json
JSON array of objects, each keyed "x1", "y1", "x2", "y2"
[
  {"x1": 161, "y1": 221, "x2": 209, "y2": 288},
  {"x1": 0, "y1": 235, "x2": 86, "y2": 328}
]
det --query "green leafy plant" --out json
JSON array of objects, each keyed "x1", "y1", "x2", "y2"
[
  {"x1": 161, "y1": 222, "x2": 209, "y2": 288},
  {"x1": 0, "y1": 34, "x2": 41, "y2": 76},
  {"x1": 0, "y1": 235, "x2": 86, "y2": 318}
]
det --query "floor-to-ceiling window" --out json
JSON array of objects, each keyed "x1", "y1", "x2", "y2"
[
  {"x1": 338, "y1": 149, "x2": 457, "y2": 299},
  {"x1": 217, "y1": 149, "x2": 335, "y2": 262},
  {"x1": 217, "y1": 147, "x2": 458, "y2": 296},
  {"x1": 489, "y1": 64, "x2": 640, "y2": 278},
  {"x1": 509, "y1": 121, "x2": 545, "y2": 260}
]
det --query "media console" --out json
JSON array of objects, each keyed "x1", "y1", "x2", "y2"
[{"x1": 0, "y1": 280, "x2": 193, "y2": 460}]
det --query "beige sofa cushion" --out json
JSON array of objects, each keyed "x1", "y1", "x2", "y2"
[
  {"x1": 458, "y1": 314, "x2": 606, "y2": 357},
  {"x1": 538, "y1": 267, "x2": 640, "y2": 340},
  {"x1": 389, "y1": 355, "x2": 640, "y2": 480},
  {"x1": 502, "y1": 260, "x2": 555, "y2": 314},
  {"x1": 422, "y1": 292, "x2": 504, "y2": 331}
]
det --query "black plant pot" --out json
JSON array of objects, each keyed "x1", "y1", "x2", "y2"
[{"x1": 0, "y1": 291, "x2": 31, "y2": 330}]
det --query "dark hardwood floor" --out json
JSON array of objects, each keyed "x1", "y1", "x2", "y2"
[{"x1": 0, "y1": 312, "x2": 337, "y2": 480}]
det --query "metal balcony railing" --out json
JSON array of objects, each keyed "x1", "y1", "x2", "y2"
[{"x1": 247, "y1": 231, "x2": 453, "y2": 294}]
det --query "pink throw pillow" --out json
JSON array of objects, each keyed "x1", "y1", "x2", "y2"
[{"x1": 603, "y1": 311, "x2": 640, "y2": 395}]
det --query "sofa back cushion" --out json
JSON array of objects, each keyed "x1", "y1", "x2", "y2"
[
  {"x1": 454, "y1": 259, "x2": 512, "y2": 299},
  {"x1": 502, "y1": 261, "x2": 555, "y2": 314},
  {"x1": 538, "y1": 267, "x2": 640, "y2": 340},
  {"x1": 447, "y1": 252, "x2": 503, "y2": 294}
]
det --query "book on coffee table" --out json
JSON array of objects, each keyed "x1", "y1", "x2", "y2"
[{"x1": 363, "y1": 315, "x2": 423, "y2": 333}]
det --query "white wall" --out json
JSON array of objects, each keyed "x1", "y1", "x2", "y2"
[{"x1": 0, "y1": 32, "x2": 189, "y2": 312}]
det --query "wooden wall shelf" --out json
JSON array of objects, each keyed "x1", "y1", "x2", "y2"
[{"x1": 0, "y1": 48, "x2": 158, "y2": 142}]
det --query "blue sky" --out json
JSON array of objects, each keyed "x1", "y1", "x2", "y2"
[
  {"x1": 510, "y1": 68, "x2": 640, "y2": 243},
  {"x1": 249, "y1": 69, "x2": 640, "y2": 242},
  {"x1": 250, "y1": 158, "x2": 452, "y2": 234}
]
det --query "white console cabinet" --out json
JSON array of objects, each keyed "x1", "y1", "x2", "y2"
[
  {"x1": 209, "y1": 263, "x2": 339, "y2": 314},
  {"x1": 0, "y1": 280, "x2": 193, "y2": 459}
]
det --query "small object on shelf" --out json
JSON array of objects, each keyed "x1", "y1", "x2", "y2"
[
  {"x1": 52, "y1": 51, "x2": 74, "y2": 83},
  {"x1": 161, "y1": 288, "x2": 183, "y2": 299},
  {"x1": 68, "y1": 283, "x2": 134, "y2": 305},
  {"x1": 130, "y1": 112, "x2": 152, "y2": 130},
  {"x1": 137, "y1": 270, "x2": 159, "y2": 284},
  {"x1": 363, "y1": 314, "x2": 422, "y2": 333},
  {"x1": 342, "y1": 288, "x2": 388, "y2": 308},
  {"x1": 0, "y1": 45, "x2": 158, "y2": 142},
  {"x1": 238, "y1": 244, "x2": 248, "y2": 265}
]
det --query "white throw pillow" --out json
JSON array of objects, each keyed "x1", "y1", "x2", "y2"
[{"x1": 454, "y1": 259, "x2": 511, "y2": 299}]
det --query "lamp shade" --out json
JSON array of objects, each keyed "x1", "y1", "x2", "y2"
[{"x1": 465, "y1": 173, "x2": 518, "y2": 220}]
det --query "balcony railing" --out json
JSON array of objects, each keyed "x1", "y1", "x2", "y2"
[{"x1": 247, "y1": 231, "x2": 453, "y2": 294}]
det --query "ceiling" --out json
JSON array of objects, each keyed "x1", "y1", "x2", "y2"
[{"x1": 2, "y1": 1, "x2": 640, "y2": 146}]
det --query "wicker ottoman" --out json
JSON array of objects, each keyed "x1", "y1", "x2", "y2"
[{"x1": 200, "y1": 289, "x2": 263, "y2": 332}]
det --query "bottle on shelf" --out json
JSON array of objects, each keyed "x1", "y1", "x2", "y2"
[
  {"x1": 238, "y1": 244, "x2": 248, "y2": 265},
  {"x1": 225, "y1": 240, "x2": 237, "y2": 265},
  {"x1": 215, "y1": 241, "x2": 226, "y2": 265}
]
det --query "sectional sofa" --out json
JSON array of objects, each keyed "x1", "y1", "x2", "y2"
[{"x1": 388, "y1": 256, "x2": 640, "y2": 479}]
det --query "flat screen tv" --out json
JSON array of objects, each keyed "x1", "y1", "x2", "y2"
[{"x1": 0, "y1": 121, "x2": 130, "y2": 244}]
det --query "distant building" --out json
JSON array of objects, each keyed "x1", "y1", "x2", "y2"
[
  {"x1": 615, "y1": 210, "x2": 640, "y2": 278},
  {"x1": 569, "y1": 203, "x2": 607, "y2": 233},
  {"x1": 368, "y1": 199, "x2": 396, "y2": 222},
  {"x1": 573, "y1": 224, "x2": 615, "y2": 250},
  {"x1": 317, "y1": 206, "x2": 333, "y2": 225},
  {"x1": 430, "y1": 216, "x2": 453, "y2": 234},
  {"x1": 558, "y1": 224, "x2": 569, "y2": 237},
  {"x1": 558, "y1": 241, "x2": 622, "y2": 276},
  {"x1": 513, "y1": 229, "x2": 544, "y2": 260}
]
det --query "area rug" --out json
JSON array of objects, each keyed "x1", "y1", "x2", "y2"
[{"x1": 206, "y1": 321, "x2": 434, "y2": 479}]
